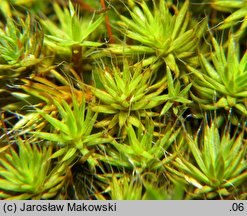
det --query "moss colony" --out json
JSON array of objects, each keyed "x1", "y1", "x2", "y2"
[{"x1": 0, "y1": 0, "x2": 247, "y2": 200}]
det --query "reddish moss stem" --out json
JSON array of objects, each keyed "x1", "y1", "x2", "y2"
[{"x1": 100, "y1": 0, "x2": 114, "y2": 43}]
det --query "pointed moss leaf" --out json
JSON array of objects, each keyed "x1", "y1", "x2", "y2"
[
  {"x1": 224, "y1": 151, "x2": 245, "y2": 180},
  {"x1": 93, "y1": 88, "x2": 115, "y2": 104},
  {"x1": 37, "y1": 110, "x2": 70, "y2": 135},
  {"x1": 164, "y1": 54, "x2": 179, "y2": 77},
  {"x1": 119, "y1": 111, "x2": 128, "y2": 128},
  {"x1": 182, "y1": 160, "x2": 210, "y2": 185},
  {"x1": 171, "y1": 30, "x2": 194, "y2": 52},
  {"x1": 221, "y1": 7, "x2": 247, "y2": 24},
  {"x1": 186, "y1": 135, "x2": 208, "y2": 176},
  {"x1": 222, "y1": 172, "x2": 247, "y2": 188},
  {"x1": 82, "y1": 15, "x2": 104, "y2": 41},
  {"x1": 239, "y1": 51, "x2": 247, "y2": 72},
  {"x1": 199, "y1": 53, "x2": 221, "y2": 82},
  {"x1": 160, "y1": 101, "x2": 173, "y2": 116},
  {"x1": 215, "y1": 154, "x2": 225, "y2": 182},
  {"x1": 172, "y1": 0, "x2": 189, "y2": 39},
  {"x1": 61, "y1": 148, "x2": 77, "y2": 162},
  {"x1": 80, "y1": 41, "x2": 103, "y2": 47},
  {"x1": 31, "y1": 132, "x2": 69, "y2": 143},
  {"x1": 50, "y1": 148, "x2": 67, "y2": 160}
]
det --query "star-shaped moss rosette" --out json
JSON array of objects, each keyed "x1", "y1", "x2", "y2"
[
  {"x1": 188, "y1": 35, "x2": 247, "y2": 115},
  {"x1": 0, "y1": 138, "x2": 67, "y2": 200},
  {"x1": 90, "y1": 59, "x2": 167, "y2": 132},
  {"x1": 105, "y1": 0, "x2": 207, "y2": 77},
  {"x1": 167, "y1": 120, "x2": 247, "y2": 199},
  {"x1": 0, "y1": 14, "x2": 43, "y2": 81},
  {"x1": 40, "y1": 1, "x2": 104, "y2": 57},
  {"x1": 95, "y1": 117, "x2": 180, "y2": 174},
  {"x1": 30, "y1": 94, "x2": 112, "y2": 170}
]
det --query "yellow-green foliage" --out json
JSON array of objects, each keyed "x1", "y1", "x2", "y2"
[{"x1": 0, "y1": 0, "x2": 246, "y2": 200}]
